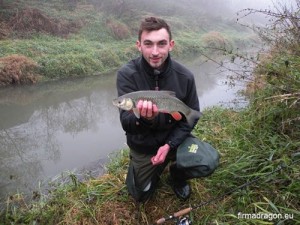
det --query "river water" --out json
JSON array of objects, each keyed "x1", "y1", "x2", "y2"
[{"x1": 0, "y1": 56, "x2": 246, "y2": 205}]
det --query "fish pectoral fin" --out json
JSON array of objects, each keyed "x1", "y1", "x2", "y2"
[
  {"x1": 170, "y1": 111, "x2": 182, "y2": 121},
  {"x1": 132, "y1": 108, "x2": 140, "y2": 119}
]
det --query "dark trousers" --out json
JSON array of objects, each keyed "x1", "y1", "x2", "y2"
[{"x1": 125, "y1": 149, "x2": 194, "y2": 202}]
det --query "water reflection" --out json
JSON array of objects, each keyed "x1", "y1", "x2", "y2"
[
  {"x1": 0, "y1": 74, "x2": 126, "y2": 204},
  {"x1": 0, "y1": 58, "x2": 246, "y2": 206},
  {"x1": 187, "y1": 57, "x2": 246, "y2": 109}
]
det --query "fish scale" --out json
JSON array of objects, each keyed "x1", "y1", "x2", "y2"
[{"x1": 129, "y1": 91, "x2": 185, "y2": 111}]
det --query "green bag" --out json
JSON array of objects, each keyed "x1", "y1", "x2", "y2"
[{"x1": 176, "y1": 136, "x2": 220, "y2": 178}]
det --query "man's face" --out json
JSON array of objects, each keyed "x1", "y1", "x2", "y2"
[{"x1": 136, "y1": 28, "x2": 174, "y2": 69}]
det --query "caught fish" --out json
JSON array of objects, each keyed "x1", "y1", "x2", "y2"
[{"x1": 113, "y1": 90, "x2": 201, "y2": 127}]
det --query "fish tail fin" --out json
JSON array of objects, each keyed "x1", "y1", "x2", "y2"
[{"x1": 186, "y1": 109, "x2": 202, "y2": 127}]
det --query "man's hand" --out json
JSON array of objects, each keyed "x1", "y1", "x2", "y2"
[
  {"x1": 137, "y1": 100, "x2": 159, "y2": 120},
  {"x1": 151, "y1": 144, "x2": 170, "y2": 165}
]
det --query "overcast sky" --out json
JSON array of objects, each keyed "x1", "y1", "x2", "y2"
[{"x1": 232, "y1": 0, "x2": 296, "y2": 10}]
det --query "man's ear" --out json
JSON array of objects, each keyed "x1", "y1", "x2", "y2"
[
  {"x1": 136, "y1": 40, "x2": 142, "y2": 52},
  {"x1": 169, "y1": 40, "x2": 175, "y2": 52}
]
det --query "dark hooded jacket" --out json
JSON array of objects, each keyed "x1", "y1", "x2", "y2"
[{"x1": 116, "y1": 55, "x2": 200, "y2": 154}]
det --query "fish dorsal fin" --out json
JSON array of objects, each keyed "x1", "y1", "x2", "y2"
[{"x1": 159, "y1": 90, "x2": 176, "y2": 97}]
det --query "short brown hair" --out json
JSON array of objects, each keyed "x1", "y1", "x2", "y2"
[{"x1": 138, "y1": 17, "x2": 172, "y2": 41}]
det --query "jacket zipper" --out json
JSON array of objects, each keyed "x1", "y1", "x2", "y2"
[{"x1": 154, "y1": 69, "x2": 160, "y2": 91}]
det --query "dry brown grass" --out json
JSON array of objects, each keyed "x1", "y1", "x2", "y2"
[
  {"x1": 0, "y1": 21, "x2": 11, "y2": 39},
  {"x1": 6, "y1": 8, "x2": 83, "y2": 38},
  {"x1": 0, "y1": 54, "x2": 40, "y2": 86},
  {"x1": 105, "y1": 18, "x2": 131, "y2": 40},
  {"x1": 244, "y1": 75, "x2": 267, "y2": 96},
  {"x1": 201, "y1": 31, "x2": 229, "y2": 50},
  {"x1": 56, "y1": 173, "x2": 213, "y2": 225}
]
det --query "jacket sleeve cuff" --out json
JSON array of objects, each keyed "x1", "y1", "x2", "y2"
[{"x1": 167, "y1": 140, "x2": 177, "y2": 150}]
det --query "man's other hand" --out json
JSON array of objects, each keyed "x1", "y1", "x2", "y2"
[{"x1": 151, "y1": 144, "x2": 170, "y2": 165}]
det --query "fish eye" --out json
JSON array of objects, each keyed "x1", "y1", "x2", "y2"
[{"x1": 118, "y1": 99, "x2": 125, "y2": 104}]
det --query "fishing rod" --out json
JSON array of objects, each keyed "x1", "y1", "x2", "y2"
[{"x1": 151, "y1": 157, "x2": 300, "y2": 225}]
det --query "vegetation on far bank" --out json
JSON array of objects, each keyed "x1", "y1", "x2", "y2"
[
  {"x1": 0, "y1": 0, "x2": 299, "y2": 224},
  {"x1": 0, "y1": 0, "x2": 255, "y2": 86}
]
